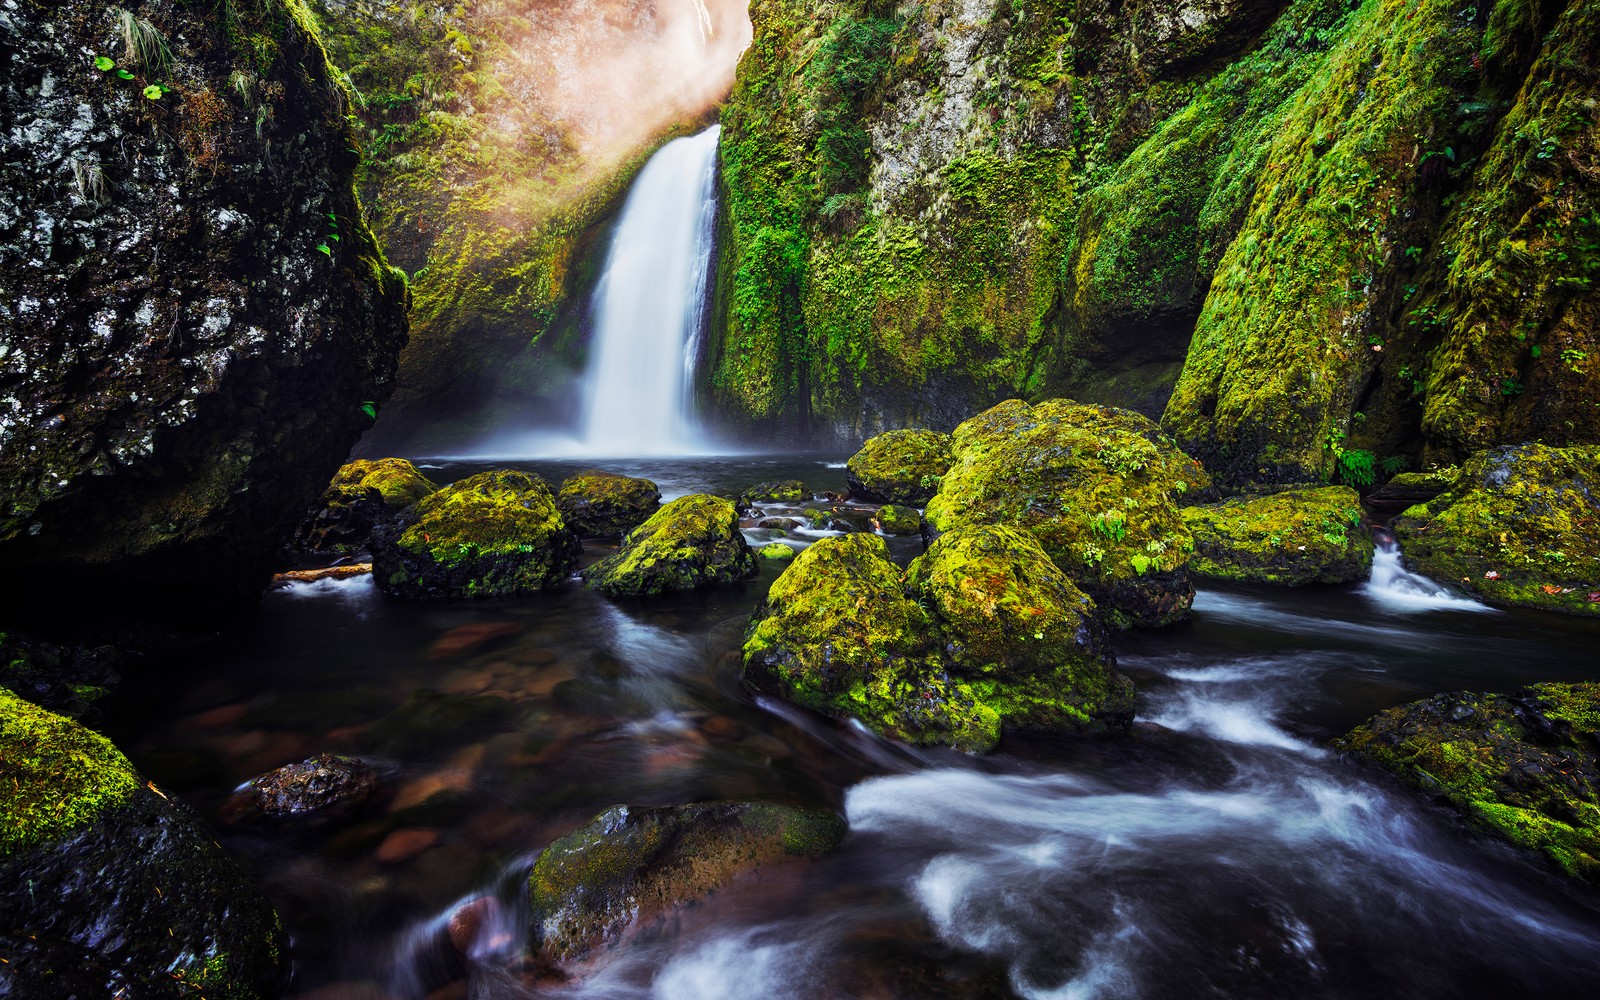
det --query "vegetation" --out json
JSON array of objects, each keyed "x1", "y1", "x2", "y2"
[
  {"x1": 1182, "y1": 487, "x2": 1374, "y2": 586},
  {"x1": 583, "y1": 494, "x2": 757, "y2": 596}
]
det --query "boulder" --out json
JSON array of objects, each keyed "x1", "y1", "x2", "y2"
[
  {"x1": 0, "y1": 688, "x2": 286, "y2": 998},
  {"x1": 925, "y1": 399, "x2": 1207, "y2": 627},
  {"x1": 1336, "y1": 682, "x2": 1600, "y2": 883},
  {"x1": 294, "y1": 458, "x2": 439, "y2": 554},
  {"x1": 371, "y1": 470, "x2": 581, "y2": 599},
  {"x1": 875, "y1": 504, "x2": 922, "y2": 536},
  {"x1": 527, "y1": 800, "x2": 845, "y2": 965},
  {"x1": 0, "y1": 0, "x2": 409, "y2": 622},
  {"x1": 242, "y1": 753, "x2": 377, "y2": 816},
  {"x1": 583, "y1": 494, "x2": 757, "y2": 596},
  {"x1": 1393, "y1": 444, "x2": 1600, "y2": 615},
  {"x1": 737, "y1": 479, "x2": 810, "y2": 508},
  {"x1": 556, "y1": 470, "x2": 662, "y2": 537},
  {"x1": 757, "y1": 542, "x2": 797, "y2": 561},
  {"x1": 1365, "y1": 467, "x2": 1459, "y2": 520},
  {"x1": 1181, "y1": 486, "x2": 1373, "y2": 586},
  {"x1": 846, "y1": 429, "x2": 953, "y2": 504}
]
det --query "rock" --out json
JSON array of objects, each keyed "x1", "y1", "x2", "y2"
[
  {"x1": 1181, "y1": 486, "x2": 1373, "y2": 586},
  {"x1": 875, "y1": 504, "x2": 922, "y2": 535},
  {"x1": 737, "y1": 479, "x2": 810, "y2": 507},
  {"x1": 273, "y1": 563, "x2": 373, "y2": 585},
  {"x1": 1365, "y1": 468, "x2": 1459, "y2": 520},
  {"x1": 527, "y1": 800, "x2": 845, "y2": 965},
  {"x1": 376, "y1": 827, "x2": 442, "y2": 864},
  {"x1": 0, "y1": 0, "x2": 409, "y2": 623},
  {"x1": 757, "y1": 542, "x2": 796, "y2": 561},
  {"x1": 371, "y1": 470, "x2": 581, "y2": 599},
  {"x1": 846, "y1": 429, "x2": 953, "y2": 504},
  {"x1": 925, "y1": 399, "x2": 1206, "y2": 628},
  {"x1": 294, "y1": 459, "x2": 439, "y2": 554},
  {"x1": 1393, "y1": 444, "x2": 1600, "y2": 615},
  {"x1": 1336, "y1": 682, "x2": 1600, "y2": 883},
  {"x1": 242, "y1": 753, "x2": 377, "y2": 816},
  {"x1": 0, "y1": 688, "x2": 287, "y2": 999},
  {"x1": 556, "y1": 470, "x2": 662, "y2": 537},
  {"x1": 757, "y1": 517, "x2": 801, "y2": 529},
  {"x1": 0, "y1": 630, "x2": 121, "y2": 721},
  {"x1": 583, "y1": 494, "x2": 758, "y2": 596},
  {"x1": 427, "y1": 621, "x2": 524, "y2": 660}
]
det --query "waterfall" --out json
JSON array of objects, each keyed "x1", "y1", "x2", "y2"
[
  {"x1": 579, "y1": 125, "x2": 721, "y2": 456},
  {"x1": 1363, "y1": 537, "x2": 1492, "y2": 613}
]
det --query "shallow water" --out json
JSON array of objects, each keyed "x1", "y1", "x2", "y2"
[{"x1": 110, "y1": 458, "x2": 1600, "y2": 999}]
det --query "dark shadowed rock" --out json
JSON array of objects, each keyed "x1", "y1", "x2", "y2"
[
  {"x1": 243, "y1": 753, "x2": 378, "y2": 816},
  {"x1": 556, "y1": 470, "x2": 662, "y2": 537}
]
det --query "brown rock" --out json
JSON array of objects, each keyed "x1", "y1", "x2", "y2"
[
  {"x1": 376, "y1": 828, "x2": 442, "y2": 864},
  {"x1": 428, "y1": 621, "x2": 525, "y2": 660}
]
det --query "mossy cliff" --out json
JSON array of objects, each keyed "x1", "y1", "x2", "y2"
[
  {"x1": 0, "y1": 0, "x2": 409, "y2": 620},
  {"x1": 710, "y1": 0, "x2": 1599, "y2": 482}
]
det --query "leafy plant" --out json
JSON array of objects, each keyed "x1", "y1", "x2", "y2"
[
  {"x1": 1499, "y1": 378, "x2": 1524, "y2": 396},
  {"x1": 1130, "y1": 554, "x2": 1152, "y2": 576},
  {"x1": 1089, "y1": 510, "x2": 1127, "y2": 543},
  {"x1": 1380, "y1": 454, "x2": 1411, "y2": 476},
  {"x1": 1561, "y1": 349, "x2": 1588, "y2": 374},
  {"x1": 1080, "y1": 544, "x2": 1106, "y2": 568},
  {"x1": 359, "y1": 401, "x2": 378, "y2": 420},
  {"x1": 317, "y1": 211, "x2": 343, "y2": 257},
  {"x1": 1335, "y1": 449, "x2": 1376, "y2": 488}
]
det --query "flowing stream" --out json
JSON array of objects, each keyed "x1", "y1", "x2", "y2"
[{"x1": 110, "y1": 460, "x2": 1600, "y2": 999}]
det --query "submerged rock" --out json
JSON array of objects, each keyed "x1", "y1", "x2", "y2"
[
  {"x1": 1393, "y1": 444, "x2": 1600, "y2": 615},
  {"x1": 1337, "y1": 682, "x2": 1600, "y2": 883},
  {"x1": 295, "y1": 458, "x2": 439, "y2": 554},
  {"x1": 875, "y1": 504, "x2": 922, "y2": 536},
  {"x1": 242, "y1": 753, "x2": 377, "y2": 816},
  {"x1": 1182, "y1": 486, "x2": 1373, "y2": 586},
  {"x1": 527, "y1": 800, "x2": 845, "y2": 965},
  {"x1": 846, "y1": 429, "x2": 954, "y2": 504},
  {"x1": 925, "y1": 400, "x2": 1206, "y2": 628},
  {"x1": 556, "y1": 470, "x2": 662, "y2": 537},
  {"x1": 0, "y1": 688, "x2": 287, "y2": 998},
  {"x1": 371, "y1": 470, "x2": 581, "y2": 599},
  {"x1": 583, "y1": 494, "x2": 757, "y2": 596},
  {"x1": 362, "y1": 690, "x2": 515, "y2": 757}
]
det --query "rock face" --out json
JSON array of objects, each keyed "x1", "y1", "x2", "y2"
[
  {"x1": 583, "y1": 494, "x2": 758, "y2": 596},
  {"x1": 1393, "y1": 444, "x2": 1600, "y2": 615},
  {"x1": 243, "y1": 753, "x2": 377, "y2": 816},
  {"x1": 1182, "y1": 486, "x2": 1372, "y2": 586},
  {"x1": 372, "y1": 470, "x2": 581, "y2": 599},
  {"x1": 0, "y1": 687, "x2": 287, "y2": 998},
  {"x1": 846, "y1": 429, "x2": 953, "y2": 504},
  {"x1": 1337, "y1": 682, "x2": 1600, "y2": 883},
  {"x1": 0, "y1": 0, "x2": 409, "y2": 620},
  {"x1": 294, "y1": 458, "x2": 438, "y2": 554},
  {"x1": 556, "y1": 470, "x2": 662, "y2": 537},
  {"x1": 924, "y1": 400, "x2": 1205, "y2": 628},
  {"x1": 743, "y1": 531, "x2": 1132, "y2": 752},
  {"x1": 527, "y1": 800, "x2": 845, "y2": 966}
]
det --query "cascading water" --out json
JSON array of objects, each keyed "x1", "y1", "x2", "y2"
[
  {"x1": 1364, "y1": 537, "x2": 1492, "y2": 613},
  {"x1": 578, "y1": 125, "x2": 722, "y2": 456}
]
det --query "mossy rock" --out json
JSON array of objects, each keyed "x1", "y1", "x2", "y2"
[
  {"x1": 1366, "y1": 467, "x2": 1461, "y2": 519},
  {"x1": 737, "y1": 479, "x2": 810, "y2": 507},
  {"x1": 925, "y1": 399, "x2": 1205, "y2": 628},
  {"x1": 371, "y1": 469, "x2": 581, "y2": 599},
  {"x1": 527, "y1": 800, "x2": 845, "y2": 965},
  {"x1": 556, "y1": 470, "x2": 662, "y2": 538},
  {"x1": 1182, "y1": 486, "x2": 1373, "y2": 586},
  {"x1": 1336, "y1": 682, "x2": 1600, "y2": 883},
  {"x1": 0, "y1": 631, "x2": 120, "y2": 721},
  {"x1": 0, "y1": 688, "x2": 287, "y2": 998},
  {"x1": 583, "y1": 494, "x2": 758, "y2": 596},
  {"x1": 295, "y1": 458, "x2": 440, "y2": 554},
  {"x1": 875, "y1": 504, "x2": 922, "y2": 536},
  {"x1": 846, "y1": 429, "x2": 953, "y2": 504},
  {"x1": 1393, "y1": 444, "x2": 1600, "y2": 616},
  {"x1": 906, "y1": 525, "x2": 1133, "y2": 736},
  {"x1": 758, "y1": 542, "x2": 797, "y2": 561}
]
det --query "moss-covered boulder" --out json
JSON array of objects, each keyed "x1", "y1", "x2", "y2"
[
  {"x1": 1337, "y1": 682, "x2": 1600, "y2": 884},
  {"x1": 556, "y1": 470, "x2": 662, "y2": 537},
  {"x1": 1366, "y1": 467, "x2": 1460, "y2": 519},
  {"x1": 528, "y1": 800, "x2": 845, "y2": 965},
  {"x1": 0, "y1": 688, "x2": 287, "y2": 998},
  {"x1": 1393, "y1": 445, "x2": 1600, "y2": 615},
  {"x1": 737, "y1": 480, "x2": 810, "y2": 507},
  {"x1": 1182, "y1": 486, "x2": 1373, "y2": 586},
  {"x1": 876, "y1": 504, "x2": 922, "y2": 536},
  {"x1": 743, "y1": 532, "x2": 1133, "y2": 752},
  {"x1": 371, "y1": 470, "x2": 581, "y2": 599},
  {"x1": 846, "y1": 430, "x2": 953, "y2": 504},
  {"x1": 758, "y1": 542, "x2": 797, "y2": 561},
  {"x1": 583, "y1": 494, "x2": 758, "y2": 596},
  {"x1": 294, "y1": 458, "x2": 439, "y2": 554},
  {"x1": 925, "y1": 400, "x2": 1205, "y2": 628}
]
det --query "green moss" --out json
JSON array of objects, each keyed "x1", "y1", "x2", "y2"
[
  {"x1": 757, "y1": 542, "x2": 797, "y2": 560},
  {"x1": 557, "y1": 470, "x2": 661, "y2": 537},
  {"x1": 1182, "y1": 486, "x2": 1373, "y2": 585},
  {"x1": 738, "y1": 480, "x2": 809, "y2": 505},
  {"x1": 583, "y1": 494, "x2": 757, "y2": 596},
  {"x1": 329, "y1": 457, "x2": 438, "y2": 509},
  {"x1": 1393, "y1": 443, "x2": 1600, "y2": 615},
  {"x1": 875, "y1": 504, "x2": 922, "y2": 535},
  {"x1": 846, "y1": 429, "x2": 952, "y2": 504},
  {"x1": 0, "y1": 687, "x2": 140, "y2": 856}
]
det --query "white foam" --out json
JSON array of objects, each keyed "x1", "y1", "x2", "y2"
[{"x1": 1363, "y1": 542, "x2": 1494, "y2": 613}]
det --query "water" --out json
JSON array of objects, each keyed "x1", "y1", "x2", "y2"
[
  {"x1": 1363, "y1": 538, "x2": 1492, "y2": 613},
  {"x1": 578, "y1": 125, "x2": 722, "y2": 456},
  {"x1": 108, "y1": 459, "x2": 1600, "y2": 999}
]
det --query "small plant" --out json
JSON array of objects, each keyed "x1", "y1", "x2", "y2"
[
  {"x1": 1145, "y1": 538, "x2": 1167, "y2": 556},
  {"x1": 1080, "y1": 543, "x2": 1106, "y2": 568},
  {"x1": 117, "y1": 8, "x2": 172, "y2": 78},
  {"x1": 1499, "y1": 378, "x2": 1524, "y2": 396},
  {"x1": 1561, "y1": 349, "x2": 1588, "y2": 374},
  {"x1": 1380, "y1": 454, "x2": 1412, "y2": 477},
  {"x1": 1130, "y1": 554, "x2": 1152, "y2": 576},
  {"x1": 317, "y1": 211, "x2": 342, "y2": 256},
  {"x1": 1089, "y1": 510, "x2": 1127, "y2": 543},
  {"x1": 919, "y1": 473, "x2": 941, "y2": 491},
  {"x1": 1335, "y1": 449, "x2": 1376, "y2": 488},
  {"x1": 359, "y1": 401, "x2": 378, "y2": 420},
  {"x1": 70, "y1": 159, "x2": 110, "y2": 205},
  {"x1": 1096, "y1": 438, "x2": 1156, "y2": 476}
]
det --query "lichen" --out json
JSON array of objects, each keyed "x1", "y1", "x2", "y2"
[
  {"x1": 1182, "y1": 486, "x2": 1373, "y2": 586},
  {"x1": 583, "y1": 494, "x2": 757, "y2": 596}
]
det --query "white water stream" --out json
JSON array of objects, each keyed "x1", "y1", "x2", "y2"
[{"x1": 1363, "y1": 540, "x2": 1492, "y2": 613}]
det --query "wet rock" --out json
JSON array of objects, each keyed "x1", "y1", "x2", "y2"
[
  {"x1": 737, "y1": 479, "x2": 810, "y2": 508},
  {"x1": 0, "y1": 630, "x2": 121, "y2": 721},
  {"x1": 847, "y1": 429, "x2": 953, "y2": 504},
  {"x1": 241, "y1": 753, "x2": 377, "y2": 816},
  {"x1": 876, "y1": 504, "x2": 922, "y2": 536},
  {"x1": 527, "y1": 800, "x2": 845, "y2": 965},
  {"x1": 758, "y1": 542, "x2": 797, "y2": 561},
  {"x1": 372, "y1": 470, "x2": 581, "y2": 599},
  {"x1": 925, "y1": 399, "x2": 1207, "y2": 628},
  {"x1": 583, "y1": 494, "x2": 758, "y2": 596},
  {"x1": 1337, "y1": 682, "x2": 1600, "y2": 883},
  {"x1": 294, "y1": 459, "x2": 440, "y2": 555},
  {"x1": 0, "y1": 688, "x2": 287, "y2": 999},
  {"x1": 556, "y1": 470, "x2": 662, "y2": 537},
  {"x1": 758, "y1": 517, "x2": 801, "y2": 529},
  {"x1": 1393, "y1": 444, "x2": 1600, "y2": 616},
  {"x1": 376, "y1": 827, "x2": 442, "y2": 864},
  {"x1": 1181, "y1": 486, "x2": 1373, "y2": 586},
  {"x1": 825, "y1": 507, "x2": 878, "y2": 533},
  {"x1": 1365, "y1": 467, "x2": 1459, "y2": 520},
  {"x1": 273, "y1": 563, "x2": 374, "y2": 585}
]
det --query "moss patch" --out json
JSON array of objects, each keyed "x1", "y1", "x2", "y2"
[
  {"x1": 846, "y1": 429, "x2": 953, "y2": 504},
  {"x1": 583, "y1": 494, "x2": 757, "y2": 596},
  {"x1": 1183, "y1": 486, "x2": 1373, "y2": 585}
]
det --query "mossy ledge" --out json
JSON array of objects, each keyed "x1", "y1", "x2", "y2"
[{"x1": 1182, "y1": 486, "x2": 1373, "y2": 586}]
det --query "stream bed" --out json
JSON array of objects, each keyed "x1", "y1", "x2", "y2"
[{"x1": 107, "y1": 458, "x2": 1600, "y2": 999}]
